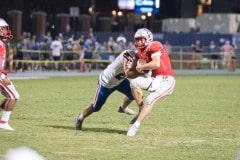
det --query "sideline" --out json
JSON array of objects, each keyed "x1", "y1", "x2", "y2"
[
  {"x1": 8, "y1": 69, "x2": 240, "y2": 80},
  {"x1": 8, "y1": 70, "x2": 102, "y2": 80}
]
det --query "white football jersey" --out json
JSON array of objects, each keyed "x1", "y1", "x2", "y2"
[{"x1": 99, "y1": 52, "x2": 126, "y2": 88}]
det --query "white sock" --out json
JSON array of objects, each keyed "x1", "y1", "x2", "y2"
[
  {"x1": 134, "y1": 121, "x2": 141, "y2": 128},
  {"x1": 78, "y1": 113, "x2": 83, "y2": 120},
  {"x1": 1, "y1": 111, "x2": 12, "y2": 122}
]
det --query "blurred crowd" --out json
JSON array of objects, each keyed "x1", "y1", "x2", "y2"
[
  {"x1": 9, "y1": 27, "x2": 237, "y2": 72},
  {"x1": 12, "y1": 28, "x2": 135, "y2": 72}
]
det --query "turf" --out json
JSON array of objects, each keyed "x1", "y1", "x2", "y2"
[{"x1": 0, "y1": 75, "x2": 239, "y2": 160}]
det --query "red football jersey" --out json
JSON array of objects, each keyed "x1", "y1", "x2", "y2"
[
  {"x1": 0, "y1": 40, "x2": 7, "y2": 74},
  {"x1": 137, "y1": 41, "x2": 174, "y2": 77}
]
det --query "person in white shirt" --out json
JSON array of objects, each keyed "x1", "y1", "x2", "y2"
[
  {"x1": 50, "y1": 36, "x2": 63, "y2": 70},
  {"x1": 116, "y1": 33, "x2": 127, "y2": 45}
]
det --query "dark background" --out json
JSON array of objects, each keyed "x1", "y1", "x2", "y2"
[
  {"x1": 2, "y1": 0, "x2": 240, "y2": 18},
  {"x1": 1, "y1": 0, "x2": 240, "y2": 32}
]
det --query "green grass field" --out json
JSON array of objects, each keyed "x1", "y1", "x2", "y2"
[{"x1": 0, "y1": 75, "x2": 239, "y2": 160}]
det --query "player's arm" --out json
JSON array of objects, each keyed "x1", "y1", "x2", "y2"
[
  {"x1": 123, "y1": 58, "x2": 143, "y2": 79},
  {"x1": 136, "y1": 51, "x2": 160, "y2": 73}
]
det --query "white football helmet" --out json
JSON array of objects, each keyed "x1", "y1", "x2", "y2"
[
  {"x1": 134, "y1": 28, "x2": 153, "y2": 50},
  {"x1": 0, "y1": 18, "x2": 12, "y2": 39}
]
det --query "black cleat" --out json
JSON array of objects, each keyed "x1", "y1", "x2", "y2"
[
  {"x1": 118, "y1": 106, "x2": 136, "y2": 115},
  {"x1": 130, "y1": 115, "x2": 138, "y2": 124},
  {"x1": 75, "y1": 118, "x2": 83, "y2": 130}
]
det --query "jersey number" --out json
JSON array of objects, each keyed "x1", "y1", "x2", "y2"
[{"x1": 115, "y1": 73, "x2": 125, "y2": 80}]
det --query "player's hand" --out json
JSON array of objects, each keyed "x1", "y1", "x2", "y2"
[
  {"x1": 1, "y1": 77, "x2": 11, "y2": 86},
  {"x1": 136, "y1": 61, "x2": 144, "y2": 73},
  {"x1": 126, "y1": 59, "x2": 133, "y2": 70},
  {"x1": 136, "y1": 66, "x2": 143, "y2": 73}
]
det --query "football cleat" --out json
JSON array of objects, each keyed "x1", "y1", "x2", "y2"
[
  {"x1": 118, "y1": 107, "x2": 136, "y2": 115},
  {"x1": 75, "y1": 116, "x2": 83, "y2": 130},
  {"x1": 127, "y1": 124, "x2": 138, "y2": 136},
  {"x1": 0, "y1": 122, "x2": 14, "y2": 131}
]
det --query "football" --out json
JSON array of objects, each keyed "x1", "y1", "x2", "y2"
[
  {"x1": 138, "y1": 59, "x2": 147, "y2": 65},
  {"x1": 137, "y1": 59, "x2": 149, "y2": 73}
]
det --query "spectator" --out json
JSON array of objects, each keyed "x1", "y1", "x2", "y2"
[
  {"x1": 191, "y1": 40, "x2": 203, "y2": 53},
  {"x1": 208, "y1": 40, "x2": 220, "y2": 70},
  {"x1": 62, "y1": 39, "x2": 74, "y2": 71},
  {"x1": 44, "y1": 31, "x2": 53, "y2": 47},
  {"x1": 21, "y1": 38, "x2": 31, "y2": 71},
  {"x1": 39, "y1": 40, "x2": 49, "y2": 71},
  {"x1": 113, "y1": 40, "x2": 126, "y2": 56},
  {"x1": 191, "y1": 40, "x2": 203, "y2": 69},
  {"x1": 96, "y1": 42, "x2": 109, "y2": 69},
  {"x1": 50, "y1": 36, "x2": 63, "y2": 71},
  {"x1": 72, "y1": 39, "x2": 83, "y2": 71},
  {"x1": 29, "y1": 35, "x2": 41, "y2": 70},
  {"x1": 63, "y1": 24, "x2": 74, "y2": 38},
  {"x1": 83, "y1": 39, "x2": 93, "y2": 72},
  {"x1": 116, "y1": 33, "x2": 127, "y2": 45},
  {"x1": 220, "y1": 40, "x2": 235, "y2": 71},
  {"x1": 107, "y1": 36, "x2": 116, "y2": 61},
  {"x1": 78, "y1": 34, "x2": 85, "y2": 46},
  {"x1": 127, "y1": 41, "x2": 136, "y2": 50}
]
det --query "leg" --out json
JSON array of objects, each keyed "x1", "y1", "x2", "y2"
[
  {"x1": 75, "y1": 83, "x2": 112, "y2": 130},
  {"x1": 75, "y1": 104, "x2": 93, "y2": 130},
  {"x1": 131, "y1": 87, "x2": 144, "y2": 108},
  {"x1": 0, "y1": 81, "x2": 19, "y2": 131},
  {"x1": 127, "y1": 104, "x2": 153, "y2": 136},
  {"x1": 0, "y1": 99, "x2": 17, "y2": 129},
  {"x1": 127, "y1": 76, "x2": 176, "y2": 136},
  {"x1": 129, "y1": 87, "x2": 144, "y2": 123},
  {"x1": 117, "y1": 79, "x2": 136, "y2": 115},
  {"x1": 2, "y1": 99, "x2": 17, "y2": 111},
  {"x1": 121, "y1": 96, "x2": 132, "y2": 108},
  {"x1": 130, "y1": 77, "x2": 149, "y2": 124},
  {"x1": 130, "y1": 76, "x2": 152, "y2": 109},
  {"x1": 118, "y1": 96, "x2": 135, "y2": 115},
  {"x1": 0, "y1": 99, "x2": 7, "y2": 110},
  {"x1": 135, "y1": 104, "x2": 153, "y2": 124}
]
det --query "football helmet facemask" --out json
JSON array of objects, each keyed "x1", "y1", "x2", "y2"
[
  {"x1": 134, "y1": 28, "x2": 153, "y2": 50},
  {"x1": 0, "y1": 18, "x2": 12, "y2": 39},
  {"x1": 123, "y1": 49, "x2": 138, "y2": 62}
]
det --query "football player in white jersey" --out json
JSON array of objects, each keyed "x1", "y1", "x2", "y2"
[{"x1": 75, "y1": 49, "x2": 143, "y2": 130}]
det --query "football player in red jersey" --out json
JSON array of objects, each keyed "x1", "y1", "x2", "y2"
[
  {"x1": 127, "y1": 28, "x2": 176, "y2": 136},
  {"x1": 0, "y1": 18, "x2": 20, "y2": 131}
]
